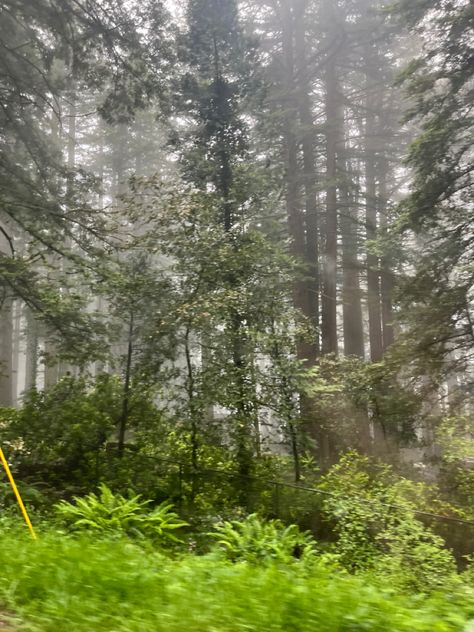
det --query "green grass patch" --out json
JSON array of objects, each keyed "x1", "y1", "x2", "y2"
[{"x1": 0, "y1": 528, "x2": 472, "y2": 631}]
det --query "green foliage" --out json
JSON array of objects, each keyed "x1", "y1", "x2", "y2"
[
  {"x1": 55, "y1": 484, "x2": 187, "y2": 543},
  {"x1": 0, "y1": 479, "x2": 54, "y2": 515},
  {"x1": 440, "y1": 465, "x2": 474, "y2": 522},
  {"x1": 0, "y1": 529, "x2": 472, "y2": 631},
  {"x1": 434, "y1": 416, "x2": 474, "y2": 555},
  {"x1": 318, "y1": 452, "x2": 457, "y2": 590},
  {"x1": 372, "y1": 518, "x2": 458, "y2": 592},
  {"x1": 0, "y1": 0, "x2": 173, "y2": 344},
  {"x1": 394, "y1": 0, "x2": 474, "y2": 384},
  {"x1": 0, "y1": 377, "x2": 115, "y2": 489},
  {"x1": 122, "y1": 174, "x2": 307, "y2": 485},
  {"x1": 0, "y1": 375, "x2": 169, "y2": 493},
  {"x1": 437, "y1": 416, "x2": 474, "y2": 464},
  {"x1": 307, "y1": 357, "x2": 422, "y2": 453},
  {"x1": 209, "y1": 513, "x2": 316, "y2": 564}
]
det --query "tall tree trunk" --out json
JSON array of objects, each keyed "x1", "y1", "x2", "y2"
[
  {"x1": 94, "y1": 138, "x2": 107, "y2": 377},
  {"x1": 0, "y1": 296, "x2": 13, "y2": 406},
  {"x1": 378, "y1": 155, "x2": 395, "y2": 351},
  {"x1": 270, "y1": 317, "x2": 301, "y2": 481},
  {"x1": 281, "y1": 0, "x2": 325, "y2": 461},
  {"x1": 57, "y1": 88, "x2": 77, "y2": 379},
  {"x1": 24, "y1": 307, "x2": 38, "y2": 391},
  {"x1": 210, "y1": 38, "x2": 255, "y2": 493},
  {"x1": 339, "y1": 139, "x2": 370, "y2": 448},
  {"x1": 321, "y1": 55, "x2": 339, "y2": 355},
  {"x1": 365, "y1": 100, "x2": 383, "y2": 363},
  {"x1": 118, "y1": 312, "x2": 134, "y2": 456},
  {"x1": 339, "y1": 115, "x2": 364, "y2": 358},
  {"x1": 294, "y1": 0, "x2": 319, "y2": 360},
  {"x1": 43, "y1": 109, "x2": 61, "y2": 388},
  {"x1": 11, "y1": 299, "x2": 21, "y2": 405},
  {"x1": 44, "y1": 357, "x2": 59, "y2": 388},
  {"x1": 184, "y1": 325, "x2": 198, "y2": 471},
  {"x1": 281, "y1": 0, "x2": 306, "y2": 349},
  {"x1": 341, "y1": 191, "x2": 364, "y2": 357}
]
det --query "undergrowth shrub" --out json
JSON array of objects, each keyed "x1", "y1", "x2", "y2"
[
  {"x1": 0, "y1": 375, "x2": 166, "y2": 494},
  {"x1": 317, "y1": 452, "x2": 458, "y2": 590},
  {"x1": 0, "y1": 379, "x2": 115, "y2": 491},
  {"x1": 209, "y1": 513, "x2": 317, "y2": 564},
  {"x1": 0, "y1": 479, "x2": 54, "y2": 515},
  {"x1": 55, "y1": 484, "x2": 187, "y2": 544}
]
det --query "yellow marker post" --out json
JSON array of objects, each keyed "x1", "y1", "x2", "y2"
[{"x1": 0, "y1": 447, "x2": 37, "y2": 539}]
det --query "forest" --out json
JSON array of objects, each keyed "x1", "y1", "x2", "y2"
[{"x1": 0, "y1": 0, "x2": 473, "y2": 629}]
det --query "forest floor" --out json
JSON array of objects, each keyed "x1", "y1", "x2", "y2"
[{"x1": 0, "y1": 612, "x2": 18, "y2": 630}]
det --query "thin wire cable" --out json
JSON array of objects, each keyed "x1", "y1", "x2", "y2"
[{"x1": 117, "y1": 451, "x2": 474, "y2": 528}]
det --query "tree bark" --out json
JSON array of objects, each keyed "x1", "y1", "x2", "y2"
[
  {"x1": 365, "y1": 99, "x2": 383, "y2": 363},
  {"x1": 279, "y1": 0, "x2": 329, "y2": 463},
  {"x1": 321, "y1": 55, "x2": 339, "y2": 355},
  {"x1": 24, "y1": 307, "x2": 38, "y2": 391},
  {"x1": 118, "y1": 312, "x2": 134, "y2": 456},
  {"x1": 294, "y1": 0, "x2": 319, "y2": 361},
  {"x1": 378, "y1": 155, "x2": 395, "y2": 351},
  {"x1": 57, "y1": 86, "x2": 77, "y2": 380},
  {"x1": 43, "y1": 108, "x2": 62, "y2": 388},
  {"x1": 339, "y1": 117, "x2": 364, "y2": 358},
  {"x1": 184, "y1": 325, "x2": 198, "y2": 470},
  {"x1": 0, "y1": 296, "x2": 13, "y2": 406},
  {"x1": 341, "y1": 194, "x2": 364, "y2": 357},
  {"x1": 11, "y1": 299, "x2": 21, "y2": 405},
  {"x1": 280, "y1": 0, "x2": 312, "y2": 363}
]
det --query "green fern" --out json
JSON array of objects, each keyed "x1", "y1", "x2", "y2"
[
  {"x1": 209, "y1": 514, "x2": 316, "y2": 564},
  {"x1": 55, "y1": 484, "x2": 188, "y2": 543}
]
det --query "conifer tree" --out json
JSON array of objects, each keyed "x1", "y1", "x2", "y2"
[{"x1": 396, "y1": 0, "x2": 474, "y2": 383}]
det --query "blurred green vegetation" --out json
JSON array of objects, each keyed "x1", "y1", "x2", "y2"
[
  {"x1": 0, "y1": 525, "x2": 473, "y2": 632},
  {"x1": 0, "y1": 376, "x2": 473, "y2": 629}
]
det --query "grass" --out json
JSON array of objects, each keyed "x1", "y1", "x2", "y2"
[{"x1": 0, "y1": 526, "x2": 473, "y2": 631}]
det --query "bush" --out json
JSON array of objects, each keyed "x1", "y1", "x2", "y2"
[
  {"x1": 0, "y1": 375, "x2": 167, "y2": 494},
  {"x1": 0, "y1": 377, "x2": 115, "y2": 490},
  {"x1": 0, "y1": 479, "x2": 54, "y2": 515},
  {"x1": 317, "y1": 452, "x2": 458, "y2": 590},
  {"x1": 372, "y1": 520, "x2": 458, "y2": 591},
  {"x1": 55, "y1": 484, "x2": 187, "y2": 544},
  {"x1": 209, "y1": 513, "x2": 317, "y2": 564}
]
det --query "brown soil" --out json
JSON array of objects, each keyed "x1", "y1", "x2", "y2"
[{"x1": 0, "y1": 611, "x2": 18, "y2": 630}]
